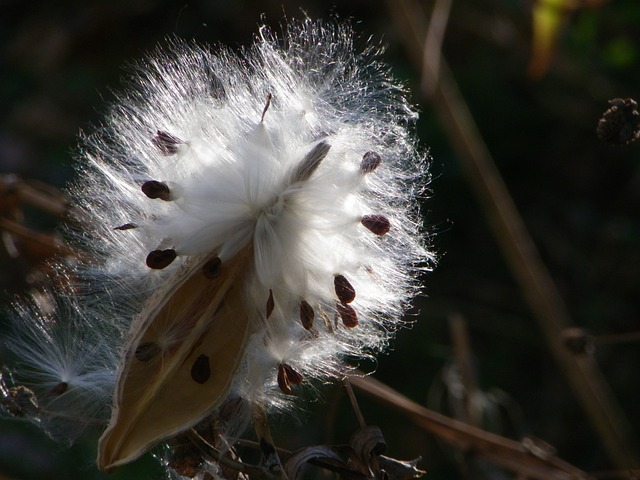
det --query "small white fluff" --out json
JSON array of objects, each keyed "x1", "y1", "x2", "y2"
[{"x1": 1, "y1": 18, "x2": 432, "y2": 473}]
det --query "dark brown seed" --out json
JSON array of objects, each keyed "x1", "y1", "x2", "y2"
[
  {"x1": 361, "y1": 214, "x2": 391, "y2": 235},
  {"x1": 191, "y1": 354, "x2": 211, "y2": 384},
  {"x1": 146, "y1": 249, "x2": 177, "y2": 269},
  {"x1": 360, "y1": 151, "x2": 382, "y2": 173},
  {"x1": 261, "y1": 93, "x2": 273, "y2": 122},
  {"x1": 152, "y1": 130, "x2": 183, "y2": 155},
  {"x1": 334, "y1": 274, "x2": 356, "y2": 304},
  {"x1": 48, "y1": 382, "x2": 68, "y2": 396},
  {"x1": 277, "y1": 363, "x2": 303, "y2": 395},
  {"x1": 266, "y1": 290, "x2": 275, "y2": 318},
  {"x1": 337, "y1": 302, "x2": 358, "y2": 328},
  {"x1": 299, "y1": 300, "x2": 314, "y2": 330},
  {"x1": 135, "y1": 341, "x2": 161, "y2": 362},
  {"x1": 142, "y1": 180, "x2": 172, "y2": 201},
  {"x1": 114, "y1": 223, "x2": 137, "y2": 231},
  {"x1": 202, "y1": 257, "x2": 222, "y2": 278}
]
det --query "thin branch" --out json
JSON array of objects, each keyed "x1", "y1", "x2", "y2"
[
  {"x1": 422, "y1": 0, "x2": 453, "y2": 97},
  {"x1": 343, "y1": 377, "x2": 367, "y2": 429}
]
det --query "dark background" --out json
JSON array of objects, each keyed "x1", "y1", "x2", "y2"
[{"x1": 1, "y1": 0, "x2": 639, "y2": 478}]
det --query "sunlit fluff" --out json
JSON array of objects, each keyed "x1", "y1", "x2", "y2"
[{"x1": 2, "y1": 19, "x2": 432, "y2": 468}]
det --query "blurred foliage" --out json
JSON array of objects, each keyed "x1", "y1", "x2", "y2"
[{"x1": 1, "y1": 0, "x2": 639, "y2": 479}]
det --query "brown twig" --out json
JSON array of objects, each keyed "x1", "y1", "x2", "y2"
[
  {"x1": 448, "y1": 313, "x2": 481, "y2": 427},
  {"x1": 343, "y1": 377, "x2": 367, "y2": 429},
  {"x1": 350, "y1": 374, "x2": 594, "y2": 480},
  {"x1": 385, "y1": 0, "x2": 639, "y2": 468}
]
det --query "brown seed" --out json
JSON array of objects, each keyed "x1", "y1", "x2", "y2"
[
  {"x1": 361, "y1": 214, "x2": 391, "y2": 235},
  {"x1": 277, "y1": 363, "x2": 303, "y2": 395},
  {"x1": 202, "y1": 257, "x2": 222, "y2": 278},
  {"x1": 48, "y1": 382, "x2": 68, "y2": 396},
  {"x1": 299, "y1": 300, "x2": 314, "y2": 330},
  {"x1": 135, "y1": 341, "x2": 161, "y2": 362},
  {"x1": 114, "y1": 223, "x2": 137, "y2": 231},
  {"x1": 360, "y1": 151, "x2": 382, "y2": 173},
  {"x1": 152, "y1": 130, "x2": 183, "y2": 155},
  {"x1": 261, "y1": 93, "x2": 273, "y2": 122},
  {"x1": 266, "y1": 290, "x2": 275, "y2": 318},
  {"x1": 146, "y1": 249, "x2": 177, "y2": 269},
  {"x1": 191, "y1": 354, "x2": 211, "y2": 384},
  {"x1": 337, "y1": 302, "x2": 358, "y2": 328},
  {"x1": 334, "y1": 274, "x2": 356, "y2": 304},
  {"x1": 141, "y1": 180, "x2": 172, "y2": 201}
]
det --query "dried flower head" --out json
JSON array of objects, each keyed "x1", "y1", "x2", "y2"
[{"x1": 1, "y1": 19, "x2": 432, "y2": 475}]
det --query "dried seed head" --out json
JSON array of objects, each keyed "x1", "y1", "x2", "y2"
[
  {"x1": 146, "y1": 249, "x2": 177, "y2": 269},
  {"x1": 334, "y1": 274, "x2": 356, "y2": 304},
  {"x1": 337, "y1": 302, "x2": 358, "y2": 328},
  {"x1": 141, "y1": 180, "x2": 172, "y2": 201},
  {"x1": 1, "y1": 21, "x2": 433, "y2": 470},
  {"x1": 299, "y1": 300, "x2": 314, "y2": 330},
  {"x1": 152, "y1": 130, "x2": 184, "y2": 155},
  {"x1": 597, "y1": 98, "x2": 640, "y2": 145},
  {"x1": 361, "y1": 214, "x2": 391, "y2": 235},
  {"x1": 360, "y1": 151, "x2": 382, "y2": 173}
]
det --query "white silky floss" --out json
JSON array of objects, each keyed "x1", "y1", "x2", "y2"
[{"x1": 1, "y1": 18, "x2": 433, "y2": 473}]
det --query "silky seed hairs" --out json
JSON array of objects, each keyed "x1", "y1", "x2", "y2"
[{"x1": 1, "y1": 19, "x2": 433, "y2": 474}]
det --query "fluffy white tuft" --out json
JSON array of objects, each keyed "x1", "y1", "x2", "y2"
[{"x1": 2, "y1": 18, "x2": 433, "y2": 467}]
